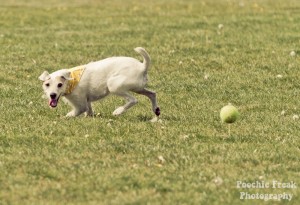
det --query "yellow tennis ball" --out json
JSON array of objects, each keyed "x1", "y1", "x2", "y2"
[{"x1": 220, "y1": 104, "x2": 239, "y2": 123}]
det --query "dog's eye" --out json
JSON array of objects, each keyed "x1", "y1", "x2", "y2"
[
  {"x1": 57, "y1": 83, "x2": 63, "y2": 88},
  {"x1": 45, "y1": 83, "x2": 50, "y2": 87}
]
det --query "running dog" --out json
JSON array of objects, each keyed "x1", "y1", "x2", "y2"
[{"x1": 39, "y1": 47, "x2": 160, "y2": 118}]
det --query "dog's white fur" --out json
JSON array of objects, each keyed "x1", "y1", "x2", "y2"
[{"x1": 39, "y1": 47, "x2": 160, "y2": 117}]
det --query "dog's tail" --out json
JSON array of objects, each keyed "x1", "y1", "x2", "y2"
[{"x1": 134, "y1": 47, "x2": 151, "y2": 71}]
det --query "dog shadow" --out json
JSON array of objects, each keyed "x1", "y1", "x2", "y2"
[{"x1": 136, "y1": 115, "x2": 153, "y2": 122}]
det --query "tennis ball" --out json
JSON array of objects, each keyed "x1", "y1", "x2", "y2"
[{"x1": 220, "y1": 104, "x2": 239, "y2": 123}]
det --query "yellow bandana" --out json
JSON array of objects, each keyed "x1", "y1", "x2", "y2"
[{"x1": 65, "y1": 65, "x2": 86, "y2": 95}]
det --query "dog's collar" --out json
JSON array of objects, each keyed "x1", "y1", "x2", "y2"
[{"x1": 65, "y1": 65, "x2": 86, "y2": 95}]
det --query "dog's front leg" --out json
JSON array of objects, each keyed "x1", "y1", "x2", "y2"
[
  {"x1": 85, "y1": 101, "x2": 94, "y2": 117},
  {"x1": 65, "y1": 98, "x2": 88, "y2": 117},
  {"x1": 66, "y1": 107, "x2": 86, "y2": 117}
]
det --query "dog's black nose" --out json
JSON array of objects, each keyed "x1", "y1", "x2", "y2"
[{"x1": 50, "y1": 93, "x2": 57, "y2": 99}]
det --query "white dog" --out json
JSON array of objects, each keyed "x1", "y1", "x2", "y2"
[{"x1": 39, "y1": 47, "x2": 160, "y2": 118}]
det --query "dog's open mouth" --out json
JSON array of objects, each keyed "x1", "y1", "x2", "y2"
[
  {"x1": 49, "y1": 99, "x2": 58, "y2": 108},
  {"x1": 49, "y1": 95, "x2": 60, "y2": 108}
]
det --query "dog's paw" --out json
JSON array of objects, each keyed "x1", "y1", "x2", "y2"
[
  {"x1": 113, "y1": 107, "x2": 125, "y2": 116},
  {"x1": 66, "y1": 111, "x2": 75, "y2": 118},
  {"x1": 155, "y1": 107, "x2": 161, "y2": 116},
  {"x1": 85, "y1": 111, "x2": 94, "y2": 117}
]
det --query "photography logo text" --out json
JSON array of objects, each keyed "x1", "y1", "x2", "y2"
[{"x1": 237, "y1": 180, "x2": 297, "y2": 201}]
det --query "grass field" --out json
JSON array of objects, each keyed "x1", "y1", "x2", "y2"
[{"x1": 0, "y1": 0, "x2": 299, "y2": 204}]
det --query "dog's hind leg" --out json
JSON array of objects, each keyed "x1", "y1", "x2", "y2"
[
  {"x1": 112, "y1": 92, "x2": 138, "y2": 116},
  {"x1": 107, "y1": 75, "x2": 138, "y2": 116},
  {"x1": 135, "y1": 89, "x2": 160, "y2": 116}
]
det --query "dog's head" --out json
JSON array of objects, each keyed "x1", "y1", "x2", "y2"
[{"x1": 39, "y1": 69, "x2": 72, "y2": 108}]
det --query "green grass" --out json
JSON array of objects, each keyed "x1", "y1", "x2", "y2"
[{"x1": 0, "y1": 0, "x2": 300, "y2": 204}]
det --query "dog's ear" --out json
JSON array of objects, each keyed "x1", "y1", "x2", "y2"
[
  {"x1": 60, "y1": 70, "x2": 73, "y2": 81},
  {"x1": 39, "y1": 71, "x2": 50, "y2": 81}
]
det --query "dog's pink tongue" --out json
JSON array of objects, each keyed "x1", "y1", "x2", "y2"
[{"x1": 49, "y1": 99, "x2": 58, "y2": 108}]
